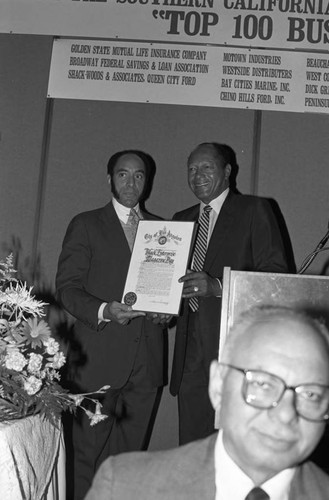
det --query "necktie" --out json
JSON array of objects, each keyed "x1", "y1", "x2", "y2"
[
  {"x1": 189, "y1": 205, "x2": 212, "y2": 312},
  {"x1": 125, "y1": 208, "x2": 140, "y2": 251},
  {"x1": 245, "y1": 487, "x2": 270, "y2": 500},
  {"x1": 128, "y1": 208, "x2": 140, "y2": 229}
]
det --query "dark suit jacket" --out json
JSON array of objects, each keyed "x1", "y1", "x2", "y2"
[
  {"x1": 85, "y1": 432, "x2": 329, "y2": 500},
  {"x1": 56, "y1": 202, "x2": 165, "y2": 392},
  {"x1": 170, "y1": 191, "x2": 289, "y2": 395}
]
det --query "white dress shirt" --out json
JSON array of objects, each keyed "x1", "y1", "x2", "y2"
[
  {"x1": 215, "y1": 430, "x2": 296, "y2": 500},
  {"x1": 112, "y1": 197, "x2": 142, "y2": 224},
  {"x1": 199, "y1": 187, "x2": 229, "y2": 244}
]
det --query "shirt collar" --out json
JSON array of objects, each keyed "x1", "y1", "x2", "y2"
[
  {"x1": 215, "y1": 430, "x2": 296, "y2": 500},
  {"x1": 112, "y1": 197, "x2": 140, "y2": 224},
  {"x1": 200, "y1": 188, "x2": 229, "y2": 215},
  {"x1": 262, "y1": 467, "x2": 296, "y2": 500}
]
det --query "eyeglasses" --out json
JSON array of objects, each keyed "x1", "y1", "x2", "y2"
[{"x1": 220, "y1": 362, "x2": 329, "y2": 422}]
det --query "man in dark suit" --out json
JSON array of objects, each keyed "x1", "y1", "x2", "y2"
[
  {"x1": 170, "y1": 142, "x2": 289, "y2": 445},
  {"x1": 85, "y1": 306, "x2": 329, "y2": 500},
  {"x1": 56, "y1": 150, "x2": 166, "y2": 499}
]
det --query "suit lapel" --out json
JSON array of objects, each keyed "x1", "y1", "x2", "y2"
[
  {"x1": 101, "y1": 202, "x2": 131, "y2": 256},
  {"x1": 179, "y1": 201, "x2": 233, "y2": 271},
  {"x1": 188, "y1": 205, "x2": 200, "y2": 222},
  {"x1": 288, "y1": 462, "x2": 329, "y2": 499},
  {"x1": 174, "y1": 205, "x2": 199, "y2": 223},
  {"x1": 183, "y1": 206, "x2": 203, "y2": 271},
  {"x1": 140, "y1": 209, "x2": 150, "y2": 221}
]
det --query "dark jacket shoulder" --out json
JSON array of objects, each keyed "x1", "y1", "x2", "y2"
[
  {"x1": 289, "y1": 461, "x2": 329, "y2": 499},
  {"x1": 173, "y1": 203, "x2": 200, "y2": 221},
  {"x1": 68, "y1": 202, "x2": 114, "y2": 224},
  {"x1": 142, "y1": 209, "x2": 163, "y2": 221},
  {"x1": 172, "y1": 192, "x2": 272, "y2": 220}
]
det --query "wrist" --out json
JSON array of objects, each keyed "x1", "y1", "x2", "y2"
[{"x1": 102, "y1": 302, "x2": 113, "y2": 322}]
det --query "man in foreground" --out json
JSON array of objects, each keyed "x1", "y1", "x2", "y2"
[
  {"x1": 85, "y1": 305, "x2": 329, "y2": 499},
  {"x1": 56, "y1": 150, "x2": 166, "y2": 499}
]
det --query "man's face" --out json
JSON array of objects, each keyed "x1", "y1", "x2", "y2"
[
  {"x1": 187, "y1": 145, "x2": 231, "y2": 204},
  {"x1": 109, "y1": 154, "x2": 146, "y2": 208},
  {"x1": 211, "y1": 318, "x2": 329, "y2": 483}
]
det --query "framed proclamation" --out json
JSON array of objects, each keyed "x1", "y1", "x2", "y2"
[{"x1": 122, "y1": 220, "x2": 195, "y2": 315}]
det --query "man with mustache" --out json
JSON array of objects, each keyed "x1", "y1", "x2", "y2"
[
  {"x1": 170, "y1": 142, "x2": 289, "y2": 445},
  {"x1": 56, "y1": 150, "x2": 166, "y2": 499}
]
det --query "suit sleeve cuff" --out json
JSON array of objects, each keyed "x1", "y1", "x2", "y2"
[
  {"x1": 98, "y1": 302, "x2": 111, "y2": 324},
  {"x1": 215, "y1": 278, "x2": 222, "y2": 298}
]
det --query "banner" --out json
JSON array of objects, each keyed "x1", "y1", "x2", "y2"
[
  {"x1": 48, "y1": 38, "x2": 329, "y2": 114},
  {"x1": 1, "y1": 0, "x2": 329, "y2": 51}
]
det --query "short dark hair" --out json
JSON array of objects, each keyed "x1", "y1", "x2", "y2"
[
  {"x1": 107, "y1": 149, "x2": 156, "y2": 203},
  {"x1": 188, "y1": 142, "x2": 232, "y2": 166}
]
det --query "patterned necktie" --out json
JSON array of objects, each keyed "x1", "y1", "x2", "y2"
[
  {"x1": 189, "y1": 205, "x2": 212, "y2": 312},
  {"x1": 245, "y1": 487, "x2": 270, "y2": 500},
  {"x1": 125, "y1": 208, "x2": 140, "y2": 251}
]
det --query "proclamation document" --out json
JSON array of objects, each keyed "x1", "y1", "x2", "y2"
[{"x1": 122, "y1": 220, "x2": 195, "y2": 315}]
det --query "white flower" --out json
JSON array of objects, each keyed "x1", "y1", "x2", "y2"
[
  {"x1": 21, "y1": 317, "x2": 51, "y2": 348},
  {"x1": 27, "y1": 353, "x2": 43, "y2": 373},
  {"x1": 85, "y1": 408, "x2": 108, "y2": 426},
  {"x1": 44, "y1": 368, "x2": 56, "y2": 381},
  {"x1": 24, "y1": 375, "x2": 42, "y2": 395},
  {"x1": 5, "y1": 349, "x2": 27, "y2": 371},
  {"x1": 0, "y1": 282, "x2": 47, "y2": 321},
  {"x1": 48, "y1": 351, "x2": 66, "y2": 369},
  {"x1": 44, "y1": 338, "x2": 59, "y2": 355},
  {"x1": 69, "y1": 394, "x2": 84, "y2": 406}
]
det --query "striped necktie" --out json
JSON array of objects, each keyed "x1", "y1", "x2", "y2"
[
  {"x1": 189, "y1": 205, "x2": 212, "y2": 312},
  {"x1": 245, "y1": 487, "x2": 270, "y2": 500}
]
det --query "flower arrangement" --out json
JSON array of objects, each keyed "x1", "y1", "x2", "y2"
[{"x1": 0, "y1": 254, "x2": 109, "y2": 426}]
